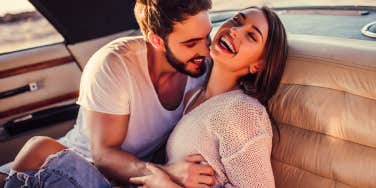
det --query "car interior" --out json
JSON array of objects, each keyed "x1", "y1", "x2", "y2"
[{"x1": 0, "y1": 0, "x2": 375, "y2": 187}]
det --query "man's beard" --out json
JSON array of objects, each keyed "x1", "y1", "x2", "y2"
[{"x1": 164, "y1": 42, "x2": 206, "y2": 78}]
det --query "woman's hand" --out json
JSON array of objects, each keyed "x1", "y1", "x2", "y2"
[
  {"x1": 129, "y1": 163, "x2": 182, "y2": 188},
  {"x1": 162, "y1": 154, "x2": 216, "y2": 188}
]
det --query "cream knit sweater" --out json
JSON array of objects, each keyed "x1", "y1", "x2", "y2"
[{"x1": 166, "y1": 90, "x2": 275, "y2": 188}]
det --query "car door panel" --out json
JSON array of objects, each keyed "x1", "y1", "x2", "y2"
[
  {"x1": 0, "y1": 43, "x2": 80, "y2": 164},
  {"x1": 0, "y1": 63, "x2": 80, "y2": 115}
]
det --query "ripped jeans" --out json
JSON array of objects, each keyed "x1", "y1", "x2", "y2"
[{"x1": 4, "y1": 149, "x2": 111, "y2": 188}]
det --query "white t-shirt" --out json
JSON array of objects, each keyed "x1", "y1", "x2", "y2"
[{"x1": 59, "y1": 36, "x2": 206, "y2": 161}]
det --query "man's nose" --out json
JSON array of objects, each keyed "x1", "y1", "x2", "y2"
[{"x1": 198, "y1": 37, "x2": 211, "y2": 57}]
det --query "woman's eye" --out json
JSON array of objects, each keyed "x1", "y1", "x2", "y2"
[{"x1": 248, "y1": 32, "x2": 257, "y2": 42}]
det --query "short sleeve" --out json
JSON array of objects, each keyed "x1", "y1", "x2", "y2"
[{"x1": 77, "y1": 49, "x2": 131, "y2": 115}]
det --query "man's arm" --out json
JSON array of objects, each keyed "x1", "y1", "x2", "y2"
[
  {"x1": 86, "y1": 109, "x2": 149, "y2": 184},
  {"x1": 86, "y1": 109, "x2": 216, "y2": 187}
]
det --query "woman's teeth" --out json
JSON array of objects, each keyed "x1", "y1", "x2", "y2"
[{"x1": 219, "y1": 36, "x2": 235, "y2": 54}]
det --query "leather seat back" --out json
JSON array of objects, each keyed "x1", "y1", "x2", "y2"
[{"x1": 269, "y1": 34, "x2": 376, "y2": 188}]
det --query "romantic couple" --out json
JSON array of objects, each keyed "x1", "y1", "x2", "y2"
[{"x1": 1, "y1": 0, "x2": 287, "y2": 187}]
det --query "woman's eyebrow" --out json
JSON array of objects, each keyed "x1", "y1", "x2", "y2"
[
  {"x1": 252, "y1": 25, "x2": 263, "y2": 40},
  {"x1": 239, "y1": 12, "x2": 263, "y2": 40},
  {"x1": 239, "y1": 12, "x2": 246, "y2": 20}
]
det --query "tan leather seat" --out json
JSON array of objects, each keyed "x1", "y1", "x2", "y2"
[{"x1": 268, "y1": 34, "x2": 376, "y2": 188}]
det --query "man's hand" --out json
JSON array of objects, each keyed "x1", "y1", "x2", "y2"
[
  {"x1": 129, "y1": 163, "x2": 182, "y2": 188},
  {"x1": 162, "y1": 154, "x2": 216, "y2": 188}
]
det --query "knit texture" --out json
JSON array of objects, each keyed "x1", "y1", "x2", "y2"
[{"x1": 166, "y1": 90, "x2": 275, "y2": 188}]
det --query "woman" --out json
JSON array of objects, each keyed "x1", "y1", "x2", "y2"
[{"x1": 129, "y1": 6, "x2": 287, "y2": 187}]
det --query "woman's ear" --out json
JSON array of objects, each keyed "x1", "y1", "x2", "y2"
[
  {"x1": 147, "y1": 32, "x2": 165, "y2": 49},
  {"x1": 249, "y1": 59, "x2": 264, "y2": 74}
]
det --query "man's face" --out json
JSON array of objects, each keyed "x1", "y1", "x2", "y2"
[{"x1": 164, "y1": 10, "x2": 212, "y2": 77}]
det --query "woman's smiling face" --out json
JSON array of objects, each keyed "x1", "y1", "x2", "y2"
[{"x1": 210, "y1": 8, "x2": 269, "y2": 74}]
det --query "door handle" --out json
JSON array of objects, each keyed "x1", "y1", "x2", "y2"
[{"x1": 0, "y1": 81, "x2": 41, "y2": 99}]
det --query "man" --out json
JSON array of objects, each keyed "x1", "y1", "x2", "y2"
[{"x1": 0, "y1": 0, "x2": 215, "y2": 187}]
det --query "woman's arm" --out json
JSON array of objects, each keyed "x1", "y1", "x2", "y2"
[
  {"x1": 221, "y1": 135, "x2": 275, "y2": 187},
  {"x1": 213, "y1": 98, "x2": 275, "y2": 187}
]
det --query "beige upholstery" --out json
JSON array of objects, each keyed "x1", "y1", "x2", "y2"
[
  {"x1": 268, "y1": 34, "x2": 376, "y2": 188},
  {"x1": 67, "y1": 30, "x2": 141, "y2": 68}
]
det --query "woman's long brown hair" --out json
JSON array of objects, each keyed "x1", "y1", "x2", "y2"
[
  {"x1": 238, "y1": 6, "x2": 288, "y2": 107},
  {"x1": 238, "y1": 6, "x2": 288, "y2": 140}
]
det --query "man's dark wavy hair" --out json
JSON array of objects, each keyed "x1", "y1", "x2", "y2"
[{"x1": 134, "y1": 0, "x2": 212, "y2": 41}]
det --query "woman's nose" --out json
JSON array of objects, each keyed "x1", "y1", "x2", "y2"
[{"x1": 229, "y1": 27, "x2": 240, "y2": 39}]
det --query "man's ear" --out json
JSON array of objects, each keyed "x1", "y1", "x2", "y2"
[
  {"x1": 147, "y1": 32, "x2": 165, "y2": 49},
  {"x1": 249, "y1": 59, "x2": 264, "y2": 74}
]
